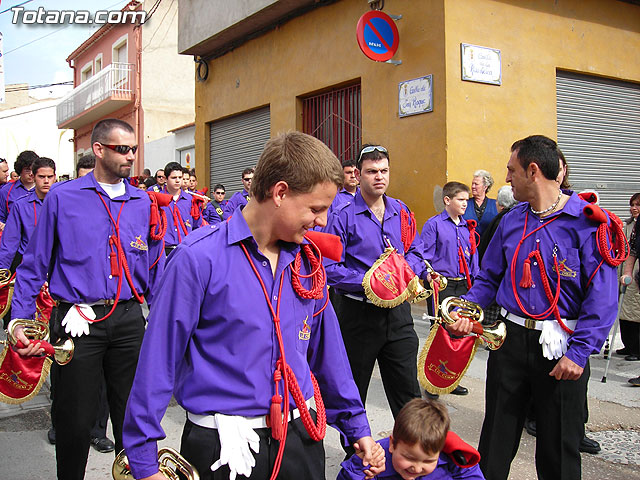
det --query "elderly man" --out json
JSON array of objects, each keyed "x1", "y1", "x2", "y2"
[
  {"x1": 462, "y1": 169, "x2": 498, "y2": 236},
  {"x1": 449, "y1": 135, "x2": 617, "y2": 480}
]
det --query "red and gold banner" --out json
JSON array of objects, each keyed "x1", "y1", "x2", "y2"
[
  {"x1": 418, "y1": 323, "x2": 479, "y2": 395},
  {"x1": 363, "y1": 247, "x2": 423, "y2": 308},
  {"x1": 0, "y1": 344, "x2": 51, "y2": 404},
  {"x1": 0, "y1": 270, "x2": 15, "y2": 320},
  {"x1": 36, "y1": 283, "x2": 56, "y2": 323}
]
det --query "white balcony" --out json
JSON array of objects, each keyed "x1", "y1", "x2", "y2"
[{"x1": 57, "y1": 62, "x2": 135, "y2": 129}]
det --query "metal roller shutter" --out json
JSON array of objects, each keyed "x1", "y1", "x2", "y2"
[
  {"x1": 556, "y1": 71, "x2": 640, "y2": 219},
  {"x1": 209, "y1": 107, "x2": 271, "y2": 195}
]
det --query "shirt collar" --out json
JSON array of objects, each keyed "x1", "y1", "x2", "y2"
[
  {"x1": 353, "y1": 191, "x2": 400, "y2": 218},
  {"x1": 78, "y1": 172, "x2": 143, "y2": 200},
  {"x1": 439, "y1": 209, "x2": 467, "y2": 226}
]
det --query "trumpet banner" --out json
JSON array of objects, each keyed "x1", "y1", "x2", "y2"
[
  {"x1": 418, "y1": 323, "x2": 479, "y2": 395},
  {"x1": 0, "y1": 344, "x2": 51, "y2": 404},
  {"x1": 36, "y1": 284, "x2": 56, "y2": 323},
  {"x1": 0, "y1": 278, "x2": 14, "y2": 320},
  {"x1": 362, "y1": 247, "x2": 422, "y2": 308}
]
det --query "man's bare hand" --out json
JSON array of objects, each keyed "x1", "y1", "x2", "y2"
[
  {"x1": 444, "y1": 311, "x2": 474, "y2": 335},
  {"x1": 12, "y1": 325, "x2": 45, "y2": 357},
  {"x1": 549, "y1": 355, "x2": 583, "y2": 381}
]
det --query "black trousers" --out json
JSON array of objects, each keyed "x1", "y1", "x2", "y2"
[
  {"x1": 180, "y1": 415, "x2": 325, "y2": 480},
  {"x1": 427, "y1": 278, "x2": 468, "y2": 318},
  {"x1": 52, "y1": 300, "x2": 145, "y2": 480},
  {"x1": 619, "y1": 319, "x2": 640, "y2": 355},
  {"x1": 478, "y1": 319, "x2": 588, "y2": 480},
  {"x1": 334, "y1": 295, "x2": 421, "y2": 418}
]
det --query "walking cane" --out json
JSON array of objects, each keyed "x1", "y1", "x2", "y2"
[{"x1": 601, "y1": 276, "x2": 632, "y2": 383}]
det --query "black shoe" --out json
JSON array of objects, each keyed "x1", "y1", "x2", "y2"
[
  {"x1": 47, "y1": 427, "x2": 56, "y2": 445},
  {"x1": 624, "y1": 354, "x2": 640, "y2": 361},
  {"x1": 524, "y1": 419, "x2": 537, "y2": 437},
  {"x1": 579, "y1": 435, "x2": 601, "y2": 454},
  {"x1": 629, "y1": 376, "x2": 640, "y2": 386},
  {"x1": 615, "y1": 348, "x2": 630, "y2": 356},
  {"x1": 423, "y1": 390, "x2": 440, "y2": 400},
  {"x1": 90, "y1": 436, "x2": 115, "y2": 453},
  {"x1": 450, "y1": 385, "x2": 469, "y2": 396}
]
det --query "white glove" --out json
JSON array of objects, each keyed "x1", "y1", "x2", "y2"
[
  {"x1": 211, "y1": 414, "x2": 260, "y2": 480},
  {"x1": 539, "y1": 320, "x2": 569, "y2": 360},
  {"x1": 61, "y1": 304, "x2": 94, "y2": 337}
]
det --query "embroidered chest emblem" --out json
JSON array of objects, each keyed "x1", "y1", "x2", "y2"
[
  {"x1": 557, "y1": 259, "x2": 577, "y2": 278},
  {"x1": 299, "y1": 316, "x2": 311, "y2": 341},
  {"x1": 130, "y1": 235, "x2": 148, "y2": 251}
]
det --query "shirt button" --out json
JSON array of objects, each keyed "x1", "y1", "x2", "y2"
[
  {"x1": 109, "y1": 275, "x2": 113, "y2": 279},
  {"x1": 273, "y1": 295, "x2": 277, "y2": 301},
  {"x1": 533, "y1": 262, "x2": 537, "y2": 266},
  {"x1": 536, "y1": 239, "x2": 540, "y2": 243},
  {"x1": 262, "y1": 261, "x2": 267, "y2": 267}
]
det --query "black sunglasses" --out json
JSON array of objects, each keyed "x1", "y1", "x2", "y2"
[
  {"x1": 242, "y1": 177, "x2": 252, "y2": 181},
  {"x1": 214, "y1": 191, "x2": 225, "y2": 195},
  {"x1": 100, "y1": 143, "x2": 138, "y2": 155}
]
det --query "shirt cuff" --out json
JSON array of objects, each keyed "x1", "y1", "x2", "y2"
[
  {"x1": 564, "y1": 345, "x2": 588, "y2": 369},
  {"x1": 126, "y1": 442, "x2": 159, "y2": 480}
]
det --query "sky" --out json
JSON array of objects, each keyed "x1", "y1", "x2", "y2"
[{"x1": 1, "y1": 0, "x2": 130, "y2": 92}]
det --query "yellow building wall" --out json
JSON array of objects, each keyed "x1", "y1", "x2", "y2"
[
  {"x1": 444, "y1": 0, "x2": 640, "y2": 195},
  {"x1": 195, "y1": 0, "x2": 449, "y2": 225}
]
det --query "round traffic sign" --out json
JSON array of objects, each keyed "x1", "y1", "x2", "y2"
[{"x1": 356, "y1": 10, "x2": 399, "y2": 62}]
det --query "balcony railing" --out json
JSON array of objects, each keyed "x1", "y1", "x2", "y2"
[{"x1": 57, "y1": 62, "x2": 135, "y2": 127}]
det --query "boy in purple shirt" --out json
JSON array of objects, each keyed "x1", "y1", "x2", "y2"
[
  {"x1": 338, "y1": 398, "x2": 484, "y2": 480},
  {"x1": 222, "y1": 167, "x2": 253, "y2": 219}
]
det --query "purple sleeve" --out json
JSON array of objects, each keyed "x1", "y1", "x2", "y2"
[
  {"x1": 323, "y1": 211, "x2": 365, "y2": 293},
  {"x1": 0, "y1": 205, "x2": 23, "y2": 270},
  {"x1": 337, "y1": 455, "x2": 371, "y2": 480},
  {"x1": 0, "y1": 185, "x2": 9, "y2": 224}
]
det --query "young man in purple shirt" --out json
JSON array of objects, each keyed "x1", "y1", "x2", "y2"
[
  {"x1": 222, "y1": 167, "x2": 254, "y2": 219},
  {"x1": 123, "y1": 132, "x2": 383, "y2": 480},
  {"x1": 447, "y1": 135, "x2": 617, "y2": 480},
  {"x1": 0, "y1": 150, "x2": 37, "y2": 227},
  {"x1": 329, "y1": 158, "x2": 359, "y2": 212},
  {"x1": 11, "y1": 119, "x2": 166, "y2": 480},
  {"x1": 324, "y1": 144, "x2": 425, "y2": 425}
]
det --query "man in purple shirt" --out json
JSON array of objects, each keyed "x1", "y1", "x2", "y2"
[
  {"x1": 324, "y1": 144, "x2": 425, "y2": 427},
  {"x1": 11, "y1": 119, "x2": 166, "y2": 480},
  {"x1": 329, "y1": 158, "x2": 359, "y2": 212},
  {"x1": 203, "y1": 183, "x2": 227, "y2": 224},
  {"x1": 0, "y1": 150, "x2": 37, "y2": 227},
  {"x1": 161, "y1": 162, "x2": 202, "y2": 255},
  {"x1": 123, "y1": 132, "x2": 382, "y2": 480},
  {"x1": 448, "y1": 135, "x2": 617, "y2": 480},
  {"x1": 222, "y1": 167, "x2": 254, "y2": 219}
]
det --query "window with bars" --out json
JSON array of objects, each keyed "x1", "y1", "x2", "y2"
[{"x1": 302, "y1": 84, "x2": 361, "y2": 164}]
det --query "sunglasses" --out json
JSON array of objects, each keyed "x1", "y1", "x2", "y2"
[
  {"x1": 357, "y1": 146, "x2": 387, "y2": 164},
  {"x1": 242, "y1": 177, "x2": 252, "y2": 181},
  {"x1": 214, "y1": 191, "x2": 225, "y2": 195},
  {"x1": 100, "y1": 143, "x2": 138, "y2": 155}
]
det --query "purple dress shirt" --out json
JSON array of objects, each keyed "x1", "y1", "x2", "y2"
[
  {"x1": 222, "y1": 190, "x2": 249, "y2": 220},
  {"x1": 161, "y1": 189, "x2": 201, "y2": 247},
  {"x1": 203, "y1": 200, "x2": 225, "y2": 225},
  {"x1": 329, "y1": 187, "x2": 358, "y2": 214},
  {"x1": 338, "y1": 437, "x2": 485, "y2": 480},
  {"x1": 420, "y1": 211, "x2": 479, "y2": 280},
  {"x1": 0, "y1": 191, "x2": 42, "y2": 269},
  {"x1": 323, "y1": 192, "x2": 427, "y2": 296},
  {"x1": 463, "y1": 192, "x2": 617, "y2": 368},
  {"x1": 11, "y1": 173, "x2": 165, "y2": 318},
  {"x1": 122, "y1": 212, "x2": 371, "y2": 479},
  {"x1": 0, "y1": 180, "x2": 33, "y2": 223}
]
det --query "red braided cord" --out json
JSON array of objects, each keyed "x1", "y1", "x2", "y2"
[
  {"x1": 283, "y1": 363, "x2": 327, "y2": 441},
  {"x1": 596, "y1": 210, "x2": 629, "y2": 267},
  {"x1": 171, "y1": 204, "x2": 189, "y2": 242},
  {"x1": 400, "y1": 209, "x2": 416, "y2": 253},
  {"x1": 291, "y1": 243, "x2": 325, "y2": 300},
  {"x1": 458, "y1": 245, "x2": 472, "y2": 290},
  {"x1": 148, "y1": 194, "x2": 167, "y2": 241},
  {"x1": 466, "y1": 219, "x2": 479, "y2": 254}
]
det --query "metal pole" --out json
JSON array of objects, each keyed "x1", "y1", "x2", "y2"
[{"x1": 601, "y1": 277, "x2": 631, "y2": 383}]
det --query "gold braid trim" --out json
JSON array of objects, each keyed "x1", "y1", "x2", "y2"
[
  {"x1": 0, "y1": 346, "x2": 52, "y2": 405},
  {"x1": 0, "y1": 284, "x2": 14, "y2": 320},
  {"x1": 362, "y1": 247, "x2": 413, "y2": 308},
  {"x1": 417, "y1": 323, "x2": 479, "y2": 396}
]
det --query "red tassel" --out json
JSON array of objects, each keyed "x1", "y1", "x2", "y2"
[
  {"x1": 270, "y1": 395, "x2": 283, "y2": 440},
  {"x1": 520, "y1": 258, "x2": 533, "y2": 288}
]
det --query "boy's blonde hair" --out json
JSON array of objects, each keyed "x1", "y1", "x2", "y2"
[
  {"x1": 392, "y1": 398, "x2": 450, "y2": 454},
  {"x1": 251, "y1": 131, "x2": 343, "y2": 202}
]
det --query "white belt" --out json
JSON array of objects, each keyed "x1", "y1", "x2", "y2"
[
  {"x1": 501, "y1": 308, "x2": 577, "y2": 331},
  {"x1": 343, "y1": 293, "x2": 373, "y2": 304},
  {"x1": 188, "y1": 398, "x2": 314, "y2": 430}
]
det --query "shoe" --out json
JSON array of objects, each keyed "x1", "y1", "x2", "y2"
[
  {"x1": 47, "y1": 427, "x2": 56, "y2": 445},
  {"x1": 615, "y1": 348, "x2": 631, "y2": 356},
  {"x1": 90, "y1": 436, "x2": 115, "y2": 453},
  {"x1": 629, "y1": 376, "x2": 640, "y2": 386},
  {"x1": 579, "y1": 435, "x2": 601, "y2": 454},
  {"x1": 524, "y1": 419, "x2": 537, "y2": 437},
  {"x1": 450, "y1": 385, "x2": 469, "y2": 396},
  {"x1": 624, "y1": 354, "x2": 640, "y2": 361}
]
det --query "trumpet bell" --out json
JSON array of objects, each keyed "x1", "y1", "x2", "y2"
[
  {"x1": 439, "y1": 297, "x2": 506, "y2": 350},
  {"x1": 53, "y1": 338, "x2": 74, "y2": 365},
  {"x1": 113, "y1": 447, "x2": 200, "y2": 480},
  {"x1": 481, "y1": 320, "x2": 507, "y2": 350}
]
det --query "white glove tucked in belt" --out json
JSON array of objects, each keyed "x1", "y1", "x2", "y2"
[
  {"x1": 539, "y1": 320, "x2": 569, "y2": 361},
  {"x1": 211, "y1": 413, "x2": 260, "y2": 480},
  {"x1": 61, "y1": 304, "x2": 95, "y2": 337}
]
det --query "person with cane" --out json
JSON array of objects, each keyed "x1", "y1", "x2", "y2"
[{"x1": 622, "y1": 212, "x2": 640, "y2": 385}]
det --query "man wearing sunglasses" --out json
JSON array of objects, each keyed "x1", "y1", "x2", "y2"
[
  {"x1": 222, "y1": 167, "x2": 254, "y2": 220},
  {"x1": 203, "y1": 183, "x2": 227, "y2": 225},
  {"x1": 10, "y1": 118, "x2": 166, "y2": 480},
  {"x1": 324, "y1": 144, "x2": 426, "y2": 437},
  {"x1": 149, "y1": 169, "x2": 166, "y2": 193}
]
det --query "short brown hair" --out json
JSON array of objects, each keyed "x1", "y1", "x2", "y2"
[
  {"x1": 251, "y1": 132, "x2": 343, "y2": 202},
  {"x1": 392, "y1": 398, "x2": 450, "y2": 454},
  {"x1": 442, "y1": 181, "x2": 470, "y2": 200}
]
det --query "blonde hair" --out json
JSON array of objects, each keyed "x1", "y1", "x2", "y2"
[{"x1": 251, "y1": 132, "x2": 343, "y2": 202}]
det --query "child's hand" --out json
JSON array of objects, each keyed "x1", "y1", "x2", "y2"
[{"x1": 354, "y1": 439, "x2": 385, "y2": 479}]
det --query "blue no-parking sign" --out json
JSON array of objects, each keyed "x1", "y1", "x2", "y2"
[{"x1": 356, "y1": 10, "x2": 399, "y2": 62}]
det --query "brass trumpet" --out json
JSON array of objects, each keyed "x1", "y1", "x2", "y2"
[
  {"x1": 440, "y1": 297, "x2": 506, "y2": 350},
  {"x1": 7, "y1": 319, "x2": 74, "y2": 365},
  {"x1": 424, "y1": 260, "x2": 448, "y2": 291},
  {"x1": 113, "y1": 448, "x2": 200, "y2": 480}
]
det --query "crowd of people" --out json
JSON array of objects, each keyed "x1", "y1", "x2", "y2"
[{"x1": 0, "y1": 121, "x2": 637, "y2": 480}]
